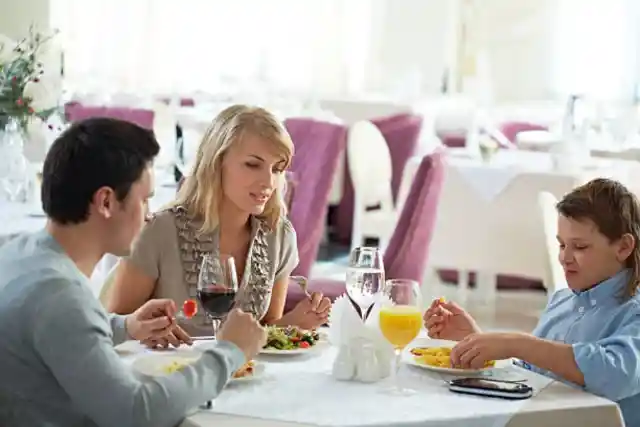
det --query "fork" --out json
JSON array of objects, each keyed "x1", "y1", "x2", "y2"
[{"x1": 290, "y1": 275, "x2": 310, "y2": 297}]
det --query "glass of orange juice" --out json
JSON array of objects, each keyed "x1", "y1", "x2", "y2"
[{"x1": 379, "y1": 278, "x2": 422, "y2": 395}]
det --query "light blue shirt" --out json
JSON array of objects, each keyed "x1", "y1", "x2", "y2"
[
  {"x1": 0, "y1": 230, "x2": 246, "y2": 427},
  {"x1": 523, "y1": 269, "x2": 640, "y2": 427}
]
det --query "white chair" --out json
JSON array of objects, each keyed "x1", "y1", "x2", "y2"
[
  {"x1": 89, "y1": 254, "x2": 120, "y2": 302},
  {"x1": 538, "y1": 191, "x2": 568, "y2": 295},
  {"x1": 347, "y1": 120, "x2": 397, "y2": 251},
  {"x1": 97, "y1": 262, "x2": 119, "y2": 308}
]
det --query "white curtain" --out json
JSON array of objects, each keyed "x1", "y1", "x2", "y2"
[
  {"x1": 552, "y1": 0, "x2": 640, "y2": 101},
  {"x1": 50, "y1": 0, "x2": 374, "y2": 97}
]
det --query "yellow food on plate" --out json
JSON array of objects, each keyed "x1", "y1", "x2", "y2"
[
  {"x1": 232, "y1": 360, "x2": 256, "y2": 379},
  {"x1": 161, "y1": 359, "x2": 190, "y2": 374},
  {"x1": 410, "y1": 346, "x2": 495, "y2": 369}
]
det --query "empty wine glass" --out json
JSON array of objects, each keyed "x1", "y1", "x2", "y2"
[
  {"x1": 345, "y1": 247, "x2": 384, "y2": 320},
  {"x1": 379, "y1": 279, "x2": 423, "y2": 396},
  {"x1": 197, "y1": 254, "x2": 239, "y2": 337}
]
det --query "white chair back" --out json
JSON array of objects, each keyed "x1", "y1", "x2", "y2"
[
  {"x1": 538, "y1": 191, "x2": 568, "y2": 294},
  {"x1": 98, "y1": 263, "x2": 118, "y2": 308},
  {"x1": 347, "y1": 120, "x2": 393, "y2": 208},
  {"x1": 346, "y1": 120, "x2": 396, "y2": 250}
]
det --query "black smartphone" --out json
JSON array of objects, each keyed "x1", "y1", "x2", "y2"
[{"x1": 448, "y1": 378, "x2": 533, "y2": 400}]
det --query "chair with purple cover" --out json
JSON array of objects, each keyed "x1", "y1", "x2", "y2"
[
  {"x1": 303, "y1": 151, "x2": 445, "y2": 310},
  {"x1": 284, "y1": 118, "x2": 347, "y2": 278},
  {"x1": 64, "y1": 103, "x2": 155, "y2": 130},
  {"x1": 383, "y1": 150, "x2": 444, "y2": 282},
  {"x1": 335, "y1": 113, "x2": 423, "y2": 244},
  {"x1": 499, "y1": 121, "x2": 548, "y2": 144}
]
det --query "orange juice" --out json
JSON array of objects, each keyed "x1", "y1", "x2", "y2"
[{"x1": 379, "y1": 305, "x2": 422, "y2": 349}]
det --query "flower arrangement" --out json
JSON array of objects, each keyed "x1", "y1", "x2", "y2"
[{"x1": 0, "y1": 26, "x2": 61, "y2": 133}]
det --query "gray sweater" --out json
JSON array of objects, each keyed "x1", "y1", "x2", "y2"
[{"x1": 0, "y1": 229, "x2": 246, "y2": 427}]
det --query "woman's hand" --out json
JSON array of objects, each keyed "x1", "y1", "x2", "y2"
[
  {"x1": 284, "y1": 292, "x2": 331, "y2": 330},
  {"x1": 423, "y1": 298, "x2": 481, "y2": 341}
]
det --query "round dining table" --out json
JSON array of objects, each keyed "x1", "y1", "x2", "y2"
[{"x1": 118, "y1": 334, "x2": 623, "y2": 427}]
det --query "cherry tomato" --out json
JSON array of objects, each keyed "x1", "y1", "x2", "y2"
[
  {"x1": 299, "y1": 341, "x2": 310, "y2": 349},
  {"x1": 182, "y1": 299, "x2": 198, "y2": 318}
]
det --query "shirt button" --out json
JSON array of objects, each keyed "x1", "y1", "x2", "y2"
[
  {"x1": 578, "y1": 307, "x2": 585, "y2": 313},
  {"x1": 590, "y1": 299, "x2": 596, "y2": 306}
]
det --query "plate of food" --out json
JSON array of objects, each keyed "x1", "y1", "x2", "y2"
[
  {"x1": 131, "y1": 352, "x2": 201, "y2": 377},
  {"x1": 405, "y1": 339, "x2": 508, "y2": 375},
  {"x1": 229, "y1": 360, "x2": 265, "y2": 383},
  {"x1": 131, "y1": 351, "x2": 264, "y2": 382},
  {"x1": 260, "y1": 325, "x2": 323, "y2": 355}
]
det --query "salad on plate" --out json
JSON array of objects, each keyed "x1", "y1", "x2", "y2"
[{"x1": 263, "y1": 325, "x2": 320, "y2": 351}]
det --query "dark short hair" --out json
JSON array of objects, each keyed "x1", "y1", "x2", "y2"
[
  {"x1": 556, "y1": 178, "x2": 640, "y2": 298},
  {"x1": 42, "y1": 117, "x2": 160, "y2": 224}
]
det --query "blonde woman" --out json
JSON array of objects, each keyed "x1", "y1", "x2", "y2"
[{"x1": 107, "y1": 105, "x2": 331, "y2": 343}]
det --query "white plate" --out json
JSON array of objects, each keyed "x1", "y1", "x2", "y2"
[
  {"x1": 132, "y1": 351, "x2": 202, "y2": 377},
  {"x1": 131, "y1": 350, "x2": 265, "y2": 382},
  {"x1": 404, "y1": 339, "x2": 509, "y2": 375}
]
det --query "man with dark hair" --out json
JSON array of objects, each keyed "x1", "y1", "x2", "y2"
[{"x1": 0, "y1": 118, "x2": 266, "y2": 427}]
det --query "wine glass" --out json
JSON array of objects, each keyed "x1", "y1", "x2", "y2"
[
  {"x1": 197, "y1": 254, "x2": 239, "y2": 337},
  {"x1": 345, "y1": 247, "x2": 384, "y2": 320},
  {"x1": 379, "y1": 279, "x2": 423, "y2": 395}
]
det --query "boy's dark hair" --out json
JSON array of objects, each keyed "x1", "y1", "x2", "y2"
[
  {"x1": 42, "y1": 117, "x2": 160, "y2": 224},
  {"x1": 556, "y1": 178, "x2": 640, "y2": 299}
]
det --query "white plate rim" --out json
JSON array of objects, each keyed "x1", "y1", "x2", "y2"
[
  {"x1": 131, "y1": 351, "x2": 265, "y2": 381},
  {"x1": 404, "y1": 339, "x2": 508, "y2": 375},
  {"x1": 260, "y1": 339, "x2": 327, "y2": 355},
  {"x1": 131, "y1": 352, "x2": 202, "y2": 377}
]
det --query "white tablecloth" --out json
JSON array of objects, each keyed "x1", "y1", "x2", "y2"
[
  {"x1": 396, "y1": 149, "x2": 640, "y2": 303},
  {"x1": 118, "y1": 338, "x2": 623, "y2": 427}
]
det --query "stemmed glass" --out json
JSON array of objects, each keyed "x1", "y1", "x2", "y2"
[
  {"x1": 345, "y1": 247, "x2": 384, "y2": 320},
  {"x1": 197, "y1": 254, "x2": 239, "y2": 337},
  {"x1": 379, "y1": 279, "x2": 423, "y2": 396}
]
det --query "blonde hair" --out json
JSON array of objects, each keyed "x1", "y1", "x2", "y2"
[{"x1": 172, "y1": 104, "x2": 294, "y2": 233}]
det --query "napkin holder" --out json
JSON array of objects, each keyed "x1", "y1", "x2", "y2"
[{"x1": 329, "y1": 294, "x2": 394, "y2": 382}]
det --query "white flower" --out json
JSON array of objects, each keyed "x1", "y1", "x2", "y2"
[
  {"x1": 23, "y1": 77, "x2": 59, "y2": 112},
  {"x1": 0, "y1": 33, "x2": 17, "y2": 63}
]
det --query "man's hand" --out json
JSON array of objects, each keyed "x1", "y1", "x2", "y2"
[
  {"x1": 217, "y1": 308, "x2": 267, "y2": 361},
  {"x1": 125, "y1": 299, "x2": 192, "y2": 347}
]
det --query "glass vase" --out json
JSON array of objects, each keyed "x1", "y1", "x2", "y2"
[{"x1": 0, "y1": 118, "x2": 29, "y2": 202}]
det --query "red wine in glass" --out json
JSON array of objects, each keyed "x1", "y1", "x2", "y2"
[
  {"x1": 197, "y1": 254, "x2": 239, "y2": 336},
  {"x1": 197, "y1": 284, "x2": 236, "y2": 318}
]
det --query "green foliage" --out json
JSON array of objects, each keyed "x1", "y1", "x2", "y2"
[{"x1": 0, "y1": 25, "x2": 61, "y2": 132}]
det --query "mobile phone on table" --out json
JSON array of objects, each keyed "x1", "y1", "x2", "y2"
[{"x1": 448, "y1": 378, "x2": 533, "y2": 400}]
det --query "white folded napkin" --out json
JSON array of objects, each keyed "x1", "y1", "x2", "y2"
[{"x1": 328, "y1": 294, "x2": 394, "y2": 382}]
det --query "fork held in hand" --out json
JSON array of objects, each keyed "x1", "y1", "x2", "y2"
[{"x1": 290, "y1": 275, "x2": 310, "y2": 297}]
